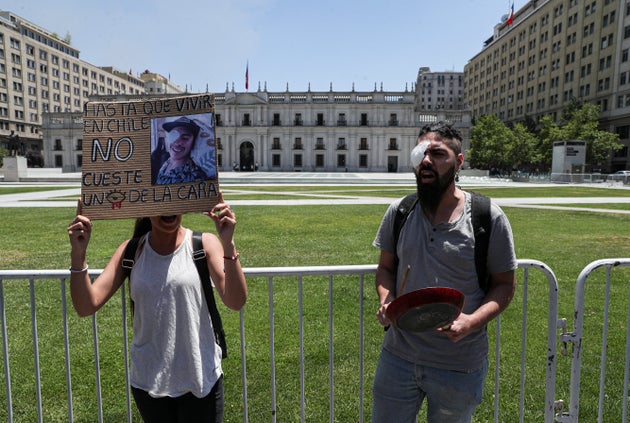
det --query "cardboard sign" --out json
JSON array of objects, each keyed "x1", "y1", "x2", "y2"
[{"x1": 81, "y1": 94, "x2": 220, "y2": 220}]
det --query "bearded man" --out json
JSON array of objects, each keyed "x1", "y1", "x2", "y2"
[{"x1": 371, "y1": 121, "x2": 517, "y2": 423}]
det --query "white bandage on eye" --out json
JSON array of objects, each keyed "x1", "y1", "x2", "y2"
[
  {"x1": 166, "y1": 130, "x2": 180, "y2": 145},
  {"x1": 411, "y1": 141, "x2": 430, "y2": 168}
]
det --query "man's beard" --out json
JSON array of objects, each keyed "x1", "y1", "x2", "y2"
[{"x1": 415, "y1": 164, "x2": 456, "y2": 214}]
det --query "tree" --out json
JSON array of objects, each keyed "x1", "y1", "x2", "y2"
[
  {"x1": 561, "y1": 97, "x2": 583, "y2": 122},
  {"x1": 470, "y1": 102, "x2": 622, "y2": 174},
  {"x1": 535, "y1": 115, "x2": 563, "y2": 171},
  {"x1": 510, "y1": 123, "x2": 539, "y2": 172},
  {"x1": 560, "y1": 103, "x2": 621, "y2": 166},
  {"x1": 469, "y1": 115, "x2": 513, "y2": 172},
  {"x1": 538, "y1": 103, "x2": 622, "y2": 170}
]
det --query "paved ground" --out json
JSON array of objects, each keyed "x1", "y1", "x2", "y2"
[{"x1": 2, "y1": 170, "x2": 630, "y2": 213}]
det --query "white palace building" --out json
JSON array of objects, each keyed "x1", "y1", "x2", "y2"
[
  {"x1": 41, "y1": 73, "x2": 470, "y2": 174},
  {"x1": 211, "y1": 77, "x2": 470, "y2": 173}
]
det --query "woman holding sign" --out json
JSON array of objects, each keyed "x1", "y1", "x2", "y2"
[{"x1": 67, "y1": 193, "x2": 247, "y2": 422}]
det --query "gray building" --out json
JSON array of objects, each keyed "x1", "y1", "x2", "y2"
[
  {"x1": 139, "y1": 70, "x2": 185, "y2": 95},
  {"x1": 416, "y1": 67, "x2": 465, "y2": 112},
  {"x1": 41, "y1": 111, "x2": 82, "y2": 172},
  {"x1": 0, "y1": 10, "x2": 146, "y2": 164},
  {"x1": 464, "y1": 0, "x2": 630, "y2": 171}
]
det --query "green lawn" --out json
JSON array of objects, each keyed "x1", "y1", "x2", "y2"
[{"x1": 1, "y1": 185, "x2": 630, "y2": 422}]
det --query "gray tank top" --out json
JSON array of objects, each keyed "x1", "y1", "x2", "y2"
[{"x1": 129, "y1": 229, "x2": 222, "y2": 398}]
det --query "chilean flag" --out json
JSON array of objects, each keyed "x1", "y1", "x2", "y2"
[
  {"x1": 507, "y1": 2, "x2": 514, "y2": 25},
  {"x1": 245, "y1": 61, "x2": 249, "y2": 90}
]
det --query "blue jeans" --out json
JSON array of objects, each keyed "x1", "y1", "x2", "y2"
[{"x1": 371, "y1": 349, "x2": 487, "y2": 423}]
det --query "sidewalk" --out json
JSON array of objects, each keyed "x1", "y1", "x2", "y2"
[
  {"x1": 2, "y1": 168, "x2": 422, "y2": 185},
  {"x1": 0, "y1": 168, "x2": 528, "y2": 186},
  {"x1": 1, "y1": 171, "x2": 630, "y2": 213}
]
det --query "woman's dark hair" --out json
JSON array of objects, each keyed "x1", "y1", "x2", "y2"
[{"x1": 132, "y1": 217, "x2": 152, "y2": 239}]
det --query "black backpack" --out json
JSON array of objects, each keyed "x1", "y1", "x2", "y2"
[
  {"x1": 122, "y1": 231, "x2": 227, "y2": 358},
  {"x1": 392, "y1": 191, "x2": 492, "y2": 293}
]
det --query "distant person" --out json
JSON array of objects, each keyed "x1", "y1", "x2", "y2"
[
  {"x1": 151, "y1": 130, "x2": 170, "y2": 184},
  {"x1": 371, "y1": 121, "x2": 517, "y2": 423},
  {"x1": 156, "y1": 117, "x2": 209, "y2": 185}
]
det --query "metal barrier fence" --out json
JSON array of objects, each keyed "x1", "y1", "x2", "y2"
[
  {"x1": 0, "y1": 260, "x2": 568, "y2": 422},
  {"x1": 555, "y1": 258, "x2": 630, "y2": 423}
]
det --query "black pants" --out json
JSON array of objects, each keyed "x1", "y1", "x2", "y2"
[{"x1": 131, "y1": 376, "x2": 224, "y2": 423}]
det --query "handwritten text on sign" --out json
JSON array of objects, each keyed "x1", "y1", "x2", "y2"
[{"x1": 81, "y1": 94, "x2": 219, "y2": 220}]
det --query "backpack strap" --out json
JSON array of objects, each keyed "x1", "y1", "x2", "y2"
[
  {"x1": 122, "y1": 236, "x2": 141, "y2": 315},
  {"x1": 192, "y1": 231, "x2": 228, "y2": 359},
  {"x1": 122, "y1": 236, "x2": 141, "y2": 279},
  {"x1": 471, "y1": 192, "x2": 492, "y2": 293},
  {"x1": 393, "y1": 193, "x2": 419, "y2": 245},
  {"x1": 391, "y1": 193, "x2": 418, "y2": 297}
]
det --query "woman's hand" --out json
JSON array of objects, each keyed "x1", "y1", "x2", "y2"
[
  {"x1": 68, "y1": 199, "x2": 92, "y2": 255},
  {"x1": 205, "y1": 192, "x2": 236, "y2": 246},
  {"x1": 203, "y1": 192, "x2": 247, "y2": 310}
]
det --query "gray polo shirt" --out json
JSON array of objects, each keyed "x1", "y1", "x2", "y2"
[{"x1": 373, "y1": 191, "x2": 517, "y2": 371}]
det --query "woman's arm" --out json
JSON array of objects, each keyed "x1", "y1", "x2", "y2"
[
  {"x1": 67, "y1": 200, "x2": 127, "y2": 317},
  {"x1": 203, "y1": 233, "x2": 247, "y2": 310},
  {"x1": 203, "y1": 193, "x2": 247, "y2": 310}
]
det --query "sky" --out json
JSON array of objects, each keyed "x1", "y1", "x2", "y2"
[{"x1": 10, "y1": 0, "x2": 519, "y2": 93}]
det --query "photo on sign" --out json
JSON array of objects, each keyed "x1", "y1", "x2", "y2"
[{"x1": 150, "y1": 113, "x2": 217, "y2": 185}]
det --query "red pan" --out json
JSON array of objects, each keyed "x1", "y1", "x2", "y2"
[{"x1": 387, "y1": 287, "x2": 464, "y2": 332}]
